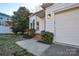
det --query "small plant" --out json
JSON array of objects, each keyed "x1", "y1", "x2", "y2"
[
  {"x1": 41, "y1": 31, "x2": 54, "y2": 44},
  {"x1": 28, "y1": 29, "x2": 36, "y2": 38}
]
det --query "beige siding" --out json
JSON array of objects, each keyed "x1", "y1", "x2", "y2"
[
  {"x1": 29, "y1": 15, "x2": 45, "y2": 33},
  {"x1": 39, "y1": 18, "x2": 45, "y2": 31},
  {"x1": 45, "y1": 6, "x2": 54, "y2": 33},
  {"x1": 45, "y1": 3, "x2": 77, "y2": 33}
]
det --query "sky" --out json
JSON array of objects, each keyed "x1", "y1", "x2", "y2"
[{"x1": 0, "y1": 3, "x2": 42, "y2": 16}]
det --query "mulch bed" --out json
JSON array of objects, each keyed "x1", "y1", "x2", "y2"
[{"x1": 37, "y1": 41, "x2": 52, "y2": 45}]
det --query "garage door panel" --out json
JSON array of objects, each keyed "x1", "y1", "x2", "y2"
[{"x1": 55, "y1": 8, "x2": 79, "y2": 46}]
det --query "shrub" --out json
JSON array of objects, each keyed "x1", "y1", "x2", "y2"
[
  {"x1": 27, "y1": 29, "x2": 36, "y2": 38},
  {"x1": 11, "y1": 26, "x2": 18, "y2": 35},
  {"x1": 41, "y1": 31, "x2": 54, "y2": 44}
]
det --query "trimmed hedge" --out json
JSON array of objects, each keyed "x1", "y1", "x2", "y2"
[{"x1": 41, "y1": 31, "x2": 54, "y2": 44}]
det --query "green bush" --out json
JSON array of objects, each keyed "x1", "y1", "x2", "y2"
[
  {"x1": 28, "y1": 29, "x2": 36, "y2": 37},
  {"x1": 41, "y1": 31, "x2": 54, "y2": 44},
  {"x1": 11, "y1": 26, "x2": 18, "y2": 35}
]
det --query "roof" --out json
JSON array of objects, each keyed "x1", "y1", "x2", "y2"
[
  {"x1": 0, "y1": 12, "x2": 11, "y2": 18},
  {"x1": 29, "y1": 10, "x2": 45, "y2": 18},
  {"x1": 41, "y1": 3, "x2": 53, "y2": 9}
]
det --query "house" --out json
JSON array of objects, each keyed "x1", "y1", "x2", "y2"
[
  {"x1": 29, "y1": 10, "x2": 45, "y2": 33},
  {"x1": 0, "y1": 13, "x2": 12, "y2": 33},
  {"x1": 29, "y1": 3, "x2": 79, "y2": 46},
  {"x1": 42, "y1": 3, "x2": 79, "y2": 46}
]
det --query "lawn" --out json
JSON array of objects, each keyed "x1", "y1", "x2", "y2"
[{"x1": 0, "y1": 35, "x2": 33, "y2": 56}]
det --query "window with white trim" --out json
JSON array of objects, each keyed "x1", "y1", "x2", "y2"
[{"x1": 36, "y1": 21, "x2": 39, "y2": 30}]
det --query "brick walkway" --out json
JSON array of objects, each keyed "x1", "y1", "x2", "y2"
[{"x1": 32, "y1": 34, "x2": 42, "y2": 41}]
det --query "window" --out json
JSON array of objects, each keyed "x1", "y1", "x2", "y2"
[
  {"x1": 36, "y1": 21, "x2": 39, "y2": 30},
  {"x1": 0, "y1": 21, "x2": 1, "y2": 25},
  {"x1": 0, "y1": 17, "x2": 3, "y2": 19},
  {"x1": 0, "y1": 17, "x2": 4, "y2": 26},
  {"x1": 33, "y1": 20, "x2": 35, "y2": 29},
  {"x1": 30, "y1": 23, "x2": 32, "y2": 29},
  {"x1": 0, "y1": 20, "x2": 4, "y2": 26}
]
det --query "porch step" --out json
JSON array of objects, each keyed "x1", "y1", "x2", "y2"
[{"x1": 32, "y1": 34, "x2": 42, "y2": 41}]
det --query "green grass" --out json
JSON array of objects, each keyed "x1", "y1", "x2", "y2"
[{"x1": 0, "y1": 35, "x2": 33, "y2": 56}]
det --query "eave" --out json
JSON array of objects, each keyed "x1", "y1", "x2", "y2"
[
  {"x1": 41, "y1": 3, "x2": 53, "y2": 9},
  {"x1": 29, "y1": 10, "x2": 45, "y2": 18}
]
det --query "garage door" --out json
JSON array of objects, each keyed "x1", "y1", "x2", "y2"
[{"x1": 55, "y1": 7, "x2": 79, "y2": 46}]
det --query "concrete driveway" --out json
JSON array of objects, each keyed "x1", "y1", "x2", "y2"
[{"x1": 42, "y1": 44, "x2": 79, "y2": 56}]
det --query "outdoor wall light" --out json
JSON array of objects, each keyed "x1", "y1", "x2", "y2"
[{"x1": 47, "y1": 14, "x2": 51, "y2": 19}]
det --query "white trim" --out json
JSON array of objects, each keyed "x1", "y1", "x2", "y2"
[
  {"x1": 54, "y1": 4, "x2": 79, "y2": 13},
  {"x1": 53, "y1": 12, "x2": 56, "y2": 43}
]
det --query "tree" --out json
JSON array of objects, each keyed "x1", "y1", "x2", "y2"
[{"x1": 11, "y1": 7, "x2": 30, "y2": 35}]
